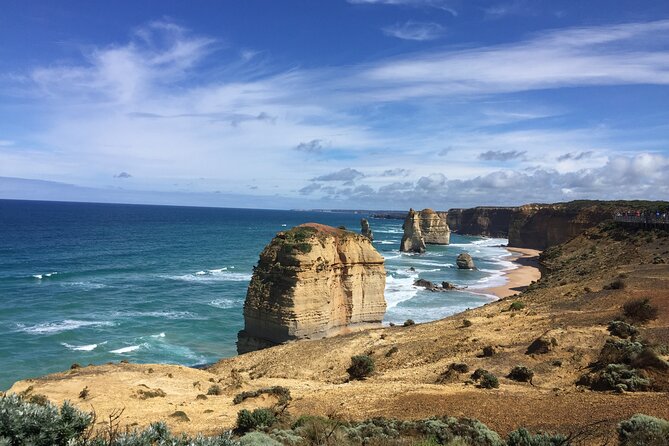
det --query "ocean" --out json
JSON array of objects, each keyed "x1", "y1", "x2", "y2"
[{"x1": 0, "y1": 199, "x2": 514, "y2": 390}]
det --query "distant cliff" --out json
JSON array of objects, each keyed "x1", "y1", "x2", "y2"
[
  {"x1": 237, "y1": 223, "x2": 386, "y2": 354},
  {"x1": 507, "y1": 202, "x2": 614, "y2": 250},
  {"x1": 446, "y1": 207, "x2": 517, "y2": 237}
]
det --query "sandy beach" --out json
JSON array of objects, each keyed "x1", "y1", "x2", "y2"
[{"x1": 485, "y1": 247, "x2": 542, "y2": 298}]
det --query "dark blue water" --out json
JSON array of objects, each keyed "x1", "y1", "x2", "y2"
[{"x1": 0, "y1": 200, "x2": 513, "y2": 390}]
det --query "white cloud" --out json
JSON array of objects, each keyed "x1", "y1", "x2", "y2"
[
  {"x1": 1, "y1": 19, "x2": 669, "y2": 207},
  {"x1": 382, "y1": 21, "x2": 445, "y2": 41}
]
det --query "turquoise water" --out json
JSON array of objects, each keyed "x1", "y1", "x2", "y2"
[{"x1": 0, "y1": 200, "x2": 513, "y2": 390}]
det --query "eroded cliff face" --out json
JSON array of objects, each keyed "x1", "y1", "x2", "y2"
[
  {"x1": 507, "y1": 203, "x2": 613, "y2": 250},
  {"x1": 237, "y1": 223, "x2": 386, "y2": 354},
  {"x1": 418, "y1": 209, "x2": 451, "y2": 244},
  {"x1": 446, "y1": 207, "x2": 517, "y2": 237}
]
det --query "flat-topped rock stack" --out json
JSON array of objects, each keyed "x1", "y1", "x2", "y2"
[
  {"x1": 237, "y1": 223, "x2": 386, "y2": 354},
  {"x1": 400, "y1": 208, "x2": 450, "y2": 252}
]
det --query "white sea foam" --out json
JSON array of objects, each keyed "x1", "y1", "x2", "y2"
[
  {"x1": 110, "y1": 345, "x2": 142, "y2": 354},
  {"x1": 151, "y1": 332, "x2": 166, "y2": 338},
  {"x1": 384, "y1": 273, "x2": 419, "y2": 308},
  {"x1": 32, "y1": 272, "x2": 58, "y2": 280},
  {"x1": 209, "y1": 298, "x2": 241, "y2": 309},
  {"x1": 166, "y1": 268, "x2": 251, "y2": 282},
  {"x1": 17, "y1": 319, "x2": 115, "y2": 335},
  {"x1": 112, "y1": 310, "x2": 203, "y2": 320},
  {"x1": 61, "y1": 342, "x2": 99, "y2": 351}
]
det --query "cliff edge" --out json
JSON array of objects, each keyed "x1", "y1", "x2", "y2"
[{"x1": 237, "y1": 223, "x2": 386, "y2": 354}]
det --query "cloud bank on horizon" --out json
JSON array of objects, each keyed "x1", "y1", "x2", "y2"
[{"x1": 0, "y1": 0, "x2": 668, "y2": 210}]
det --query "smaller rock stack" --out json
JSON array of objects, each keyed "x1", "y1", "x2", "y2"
[
  {"x1": 360, "y1": 218, "x2": 374, "y2": 241},
  {"x1": 400, "y1": 209, "x2": 427, "y2": 253}
]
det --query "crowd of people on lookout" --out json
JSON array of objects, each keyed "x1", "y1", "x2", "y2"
[{"x1": 614, "y1": 209, "x2": 669, "y2": 224}]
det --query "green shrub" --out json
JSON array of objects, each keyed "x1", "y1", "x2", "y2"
[
  {"x1": 418, "y1": 417, "x2": 504, "y2": 446},
  {"x1": 0, "y1": 394, "x2": 92, "y2": 446},
  {"x1": 207, "y1": 384, "x2": 223, "y2": 396},
  {"x1": 463, "y1": 319, "x2": 473, "y2": 328},
  {"x1": 239, "y1": 431, "x2": 282, "y2": 446},
  {"x1": 403, "y1": 319, "x2": 416, "y2": 327},
  {"x1": 437, "y1": 363, "x2": 470, "y2": 383},
  {"x1": 482, "y1": 346, "x2": 496, "y2": 357},
  {"x1": 598, "y1": 339, "x2": 644, "y2": 366},
  {"x1": 623, "y1": 298, "x2": 659, "y2": 323},
  {"x1": 347, "y1": 355, "x2": 375, "y2": 380},
  {"x1": 507, "y1": 428, "x2": 569, "y2": 445},
  {"x1": 508, "y1": 366, "x2": 534, "y2": 383},
  {"x1": 479, "y1": 373, "x2": 499, "y2": 389},
  {"x1": 509, "y1": 302, "x2": 526, "y2": 311},
  {"x1": 233, "y1": 386, "x2": 291, "y2": 405},
  {"x1": 236, "y1": 408, "x2": 276, "y2": 433},
  {"x1": 582, "y1": 364, "x2": 651, "y2": 392},
  {"x1": 608, "y1": 320, "x2": 639, "y2": 339},
  {"x1": 385, "y1": 346, "x2": 399, "y2": 357},
  {"x1": 618, "y1": 414, "x2": 669, "y2": 446},
  {"x1": 604, "y1": 278, "x2": 626, "y2": 290}
]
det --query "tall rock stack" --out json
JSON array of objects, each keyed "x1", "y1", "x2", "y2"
[
  {"x1": 360, "y1": 218, "x2": 374, "y2": 241},
  {"x1": 400, "y1": 209, "x2": 427, "y2": 253},
  {"x1": 418, "y1": 209, "x2": 451, "y2": 244},
  {"x1": 400, "y1": 208, "x2": 451, "y2": 252},
  {"x1": 237, "y1": 223, "x2": 387, "y2": 354}
]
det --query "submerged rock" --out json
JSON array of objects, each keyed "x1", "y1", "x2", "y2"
[
  {"x1": 360, "y1": 218, "x2": 373, "y2": 241},
  {"x1": 414, "y1": 279, "x2": 460, "y2": 292},
  {"x1": 237, "y1": 223, "x2": 386, "y2": 354},
  {"x1": 456, "y1": 252, "x2": 476, "y2": 270}
]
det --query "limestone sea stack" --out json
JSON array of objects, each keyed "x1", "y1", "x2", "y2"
[
  {"x1": 400, "y1": 209, "x2": 426, "y2": 253},
  {"x1": 360, "y1": 218, "x2": 373, "y2": 241},
  {"x1": 400, "y1": 208, "x2": 451, "y2": 252},
  {"x1": 418, "y1": 209, "x2": 451, "y2": 244},
  {"x1": 237, "y1": 223, "x2": 386, "y2": 354}
]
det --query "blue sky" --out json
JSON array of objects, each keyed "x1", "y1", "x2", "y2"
[{"x1": 1, "y1": 0, "x2": 668, "y2": 209}]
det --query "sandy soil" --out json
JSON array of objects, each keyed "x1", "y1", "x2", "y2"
[{"x1": 484, "y1": 247, "x2": 542, "y2": 298}]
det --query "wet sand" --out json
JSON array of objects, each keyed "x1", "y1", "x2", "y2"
[{"x1": 485, "y1": 247, "x2": 542, "y2": 298}]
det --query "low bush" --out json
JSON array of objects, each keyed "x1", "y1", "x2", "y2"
[
  {"x1": 580, "y1": 364, "x2": 651, "y2": 392},
  {"x1": 385, "y1": 346, "x2": 399, "y2": 357},
  {"x1": 508, "y1": 366, "x2": 534, "y2": 383},
  {"x1": 0, "y1": 394, "x2": 92, "y2": 446},
  {"x1": 403, "y1": 319, "x2": 416, "y2": 327},
  {"x1": 618, "y1": 414, "x2": 669, "y2": 446},
  {"x1": 207, "y1": 384, "x2": 223, "y2": 396},
  {"x1": 479, "y1": 373, "x2": 500, "y2": 389},
  {"x1": 236, "y1": 408, "x2": 276, "y2": 433},
  {"x1": 607, "y1": 320, "x2": 639, "y2": 339},
  {"x1": 462, "y1": 319, "x2": 473, "y2": 328},
  {"x1": 507, "y1": 428, "x2": 569, "y2": 445},
  {"x1": 437, "y1": 363, "x2": 470, "y2": 383},
  {"x1": 482, "y1": 346, "x2": 496, "y2": 357},
  {"x1": 604, "y1": 278, "x2": 626, "y2": 290},
  {"x1": 233, "y1": 386, "x2": 291, "y2": 405},
  {"x1": 598, "y1": 339, "x2": 644, "y2": 366},
  {"x1": 347, "y1": 355, "x2": 375, "y2": 380},
  {"x1": 509, "y1": 302, "x2": 526, "y2": 312},
  {"x1": 623, "y1": 298, "x2": 659, "y2": 324}
]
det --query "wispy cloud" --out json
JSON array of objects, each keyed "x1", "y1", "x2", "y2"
[
  {"x1": 348, "y1": 0, "x2": 458, "y2": 16},
  {"x1": 382, "y1": 21, "x2": 445, "y2": 41},
  {"x1": 295, "y1": 139, "x2": 327, "y2": 154},
  {"x1": 312, "y1": 168, "x2": 365, "y2": 182},
  {"x1": 114, "y1": 171, "x2": 132, "y2": 179},
  {"x1": 479, "y1": 150, "x2": 526, "y2": 161},
  {"x1": 557, "y1": 151, "x2": 593, "y2": 161}
]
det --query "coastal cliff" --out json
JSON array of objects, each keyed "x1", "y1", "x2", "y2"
[
  {"x1": 507, "y1": 202, "x2": 614, "y2": 250},
  {"x1": 447, "y1": 207, "x2": 517, "y2": 237},
  {"x1": 237, "y1": 223, "x2": 386, "y2": 354}
]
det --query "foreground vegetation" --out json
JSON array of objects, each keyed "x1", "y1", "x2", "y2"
[{"x1": 2, "y1": 393, "x2": 668, "y2": 446}]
